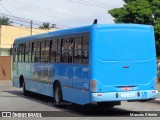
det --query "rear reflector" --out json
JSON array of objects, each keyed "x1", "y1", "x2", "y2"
[
  {"x1": 97, "y1": 94, "x2": 102, "y2": 96},
  {"x1": 152, "y1": 91, "x2": 156, "y2": 93}
]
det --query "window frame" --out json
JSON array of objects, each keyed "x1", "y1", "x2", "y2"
[{"x1": 13, "y1": 32, "x2": 90, "y2": 64}]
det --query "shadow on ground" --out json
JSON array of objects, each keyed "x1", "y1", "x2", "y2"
[{"x1": 3, "y1": 90, "x2": 139, "y2": 117}]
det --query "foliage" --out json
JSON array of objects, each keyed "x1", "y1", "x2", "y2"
[
  {"x1": 108, "y1": 0, "x2": 160, "y2": 56},
  {"x1": 0, "y1": 16, "x2": 12, "y2": 25},
  {"x1": 39, "y1": 22, "x2": 50, "y2": 30}
]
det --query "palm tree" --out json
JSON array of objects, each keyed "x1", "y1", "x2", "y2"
[
  {"x1": 39, "y1": 22, "x2": 50, "y2": 30},
  {"x1": 0, "y1": 16, "x2": 12, "y2": 25}
]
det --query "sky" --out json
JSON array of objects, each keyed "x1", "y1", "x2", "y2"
[{"x1": 0, "y1": 0, "x2": 124, "y2": 29}]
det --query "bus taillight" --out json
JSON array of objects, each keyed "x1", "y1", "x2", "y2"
[
  {"x1": 97, "y1": 94, "x2": 102, "y2": 96},
  {"x1": 90, "y1": 80, "x2": 97, "y2": 92}
]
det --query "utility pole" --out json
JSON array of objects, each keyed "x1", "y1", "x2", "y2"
[{"x1": 30, "y1": 20, "x2": 32, "y2": 35}]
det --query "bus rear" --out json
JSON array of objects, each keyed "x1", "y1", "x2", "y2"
[{"x1": 91, "y1": 24, "x2": 158, "y2": 104}]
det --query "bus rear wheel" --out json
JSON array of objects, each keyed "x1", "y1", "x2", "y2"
[{"x1": 54, "y1": 83, "x2": 63, "y2": 107}]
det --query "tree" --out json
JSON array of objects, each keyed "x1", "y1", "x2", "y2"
[
  {"x1": 0, "y1": 16, "x2": 12, "y2": 25},
  {"x1": 108, "y1": 0, "x2": 160, "y2": 56},
  {"x1": 39, "y1": 22, "x2": 50, "y2": 30}
]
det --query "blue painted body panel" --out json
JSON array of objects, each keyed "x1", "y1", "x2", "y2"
[
  {"x1": 12, "y1": 24, "x2": 158, "y2": 105},
  {"x1": 13, "y1": 62, "x2": 90, "y2": 104}
]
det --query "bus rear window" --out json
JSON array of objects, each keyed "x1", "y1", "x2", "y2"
[{"x1": 97, "y1": 29, "x2": 153, "y2": 61}]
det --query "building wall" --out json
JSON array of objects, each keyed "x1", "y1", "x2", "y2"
[
  {"x1": 0, "y1": 56, "x2": 11, "y2": 80},
  {"x1": 0, "y1": 48, "x2": 10, "y2": 56},
  {"x1": 0, "y1": 25, "x2": 54, "y2": 80},
  {"x1": 0, "y1": 25, "x2": 51, "y2": 56}
]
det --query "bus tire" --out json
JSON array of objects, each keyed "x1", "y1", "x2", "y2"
[
  {"x1": 54, "y1": 83, "x2": 63, "y2": 107},
  {"x1": 23, "y1": 82, "x2": 29, "y2": 96}
]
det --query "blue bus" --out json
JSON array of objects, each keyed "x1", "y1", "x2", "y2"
[{"x1": 12, "y1": 23, "x2": 158, "y2": 107}]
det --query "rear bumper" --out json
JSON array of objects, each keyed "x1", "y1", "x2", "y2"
[{"x1": 91, "y1": 90, "x2": 158, "y2": 102}]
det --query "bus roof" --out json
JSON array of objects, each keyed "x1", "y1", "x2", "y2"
[
  {"x1": 14, "y1": 25, "x2": 92, "y2": 45},
  {"x1": 14, "y1": 24, "x2": 153, "y2": 45}
]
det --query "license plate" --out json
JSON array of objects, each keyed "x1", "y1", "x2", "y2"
[{"x1": 121, "y1": 92, "x2": 136, "y2": 98}]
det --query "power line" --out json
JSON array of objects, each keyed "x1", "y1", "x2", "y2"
[
  {"x1": 2, "y1": 0, "x2": 113, "y2": 24},
  {"x1": 1, "y1": 2, "x2": 93, "y2": 24},
  {"x1": 88, "y1": 0, "x2": 123, "y2": 7},
  {"x1": 12, "y1": 0, "x2": 92, "y2": 21},
  {"x1": 0, "y1": 2, "x2": 14, "y2": 16},
  {"x1": 0, "y1": 0, "x2": 115, "y2": 27},
  {"x1": 0, "y1": 2, "x2": 35, "y2": 27},
  {"x1": 0, "y1": 13, "x2": 72, "y2": 29},
  {"x1": 3, "y1": 0, "x2": 95, "y2": 23},
  {"x1": 68, "y1": 0, "x2": 122, "y2": 9}
]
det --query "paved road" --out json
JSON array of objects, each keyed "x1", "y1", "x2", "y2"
[{"x1": 0, "y1": 80, "x2": 160, "y2": 120}]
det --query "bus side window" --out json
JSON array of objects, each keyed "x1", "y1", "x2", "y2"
[
  {"x1": 33, "y1": 41, "x2": 40, "y2": 62},
  {"x1": 68, "y1": 37, "x2": 73, "y2": 63},
  {"x1": 82, "y1": 35, "x2": 89, "y2": 64},
  {"x1": 56, "y1": 39, "x2": 61, "y2": 63},
  {"x1": 31, "y1": 42, "x2": 34, "y2": 62},
  {"x1": 41, "y1": 40, "x2": 49, "y2": 62},
  {"x1": 40, "y1": 41, "x2": 45, "y2": 62},
  {"x1": 45, "y1": 40, "x2": 49, "y2": 62},
  {"x1": 32, "y1": 41, "x2": 36, "y2": 62},
  {"x1": 37, "y1": 41, "x2": 40, "y2": 62},
  {"x1": 74, "y1": 36, "x2": 82, "y2": 64},
  {"x1": 50, "y1": 39, "x2": 56, "y2": 63},
  {"x1": 25, "y1": 42, "x2": 29, "y2": 62},
  {"x1": 19, "y1": 44, "x2": 21, "y2": 62},
  {"x1": 19, "y1": 44, "x2": 25, "y2": 62},
  {"x1": 61, "y1": 37, "x2": 68, "y2": 63},
  {"x1": 17, "y1": 46, "x2": 20, "y2": 62},
  {"x1": 23, "y1": 44, "x2": 26, "y2": 62},
  {"x1": 16, "y1": 48, "x2": 18, "y2": 62},
  {"x1": 28, "y1": 42, "x2": 32, "y2": 62}
]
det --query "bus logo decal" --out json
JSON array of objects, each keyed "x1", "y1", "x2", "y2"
[{"x1": 142, "y1": 92, "x2": 147, "y2": 98}]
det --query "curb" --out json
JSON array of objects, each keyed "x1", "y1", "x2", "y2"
[{"x1": 148, "y1": 99, "x2": 160, "y2": 104}]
